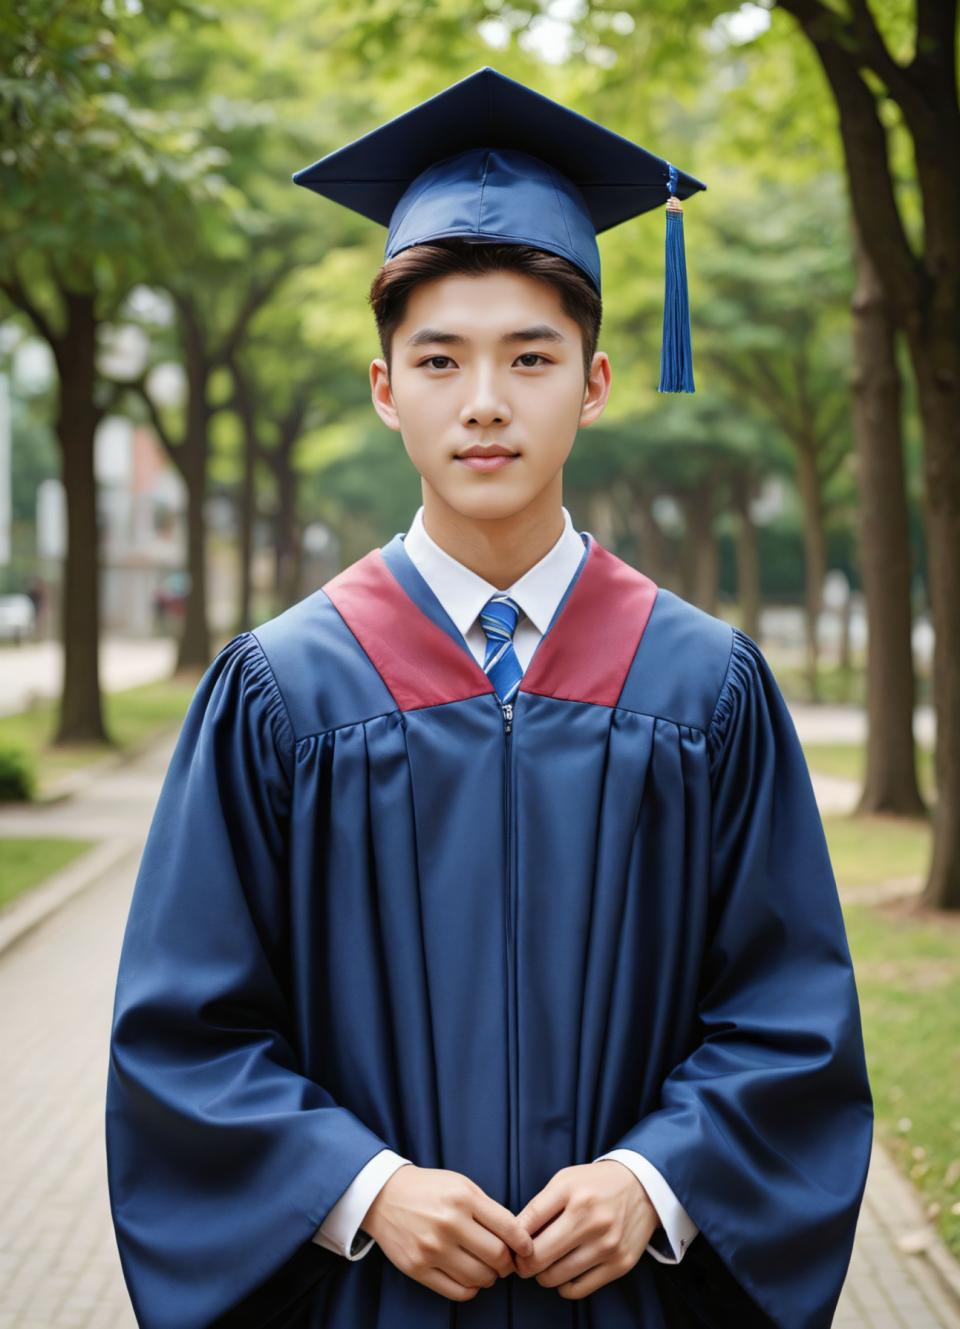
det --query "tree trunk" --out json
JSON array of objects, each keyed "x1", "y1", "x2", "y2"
[
  {"x1": 176, "y1": 318, "x2": 211, "y2": 670},
  {"x1": 911, "y1": 337, "x2": 960, "y2": 909},
  {"x1": 178, "y1": 450, "x2": 209, "y2": 669},
  {"x1": 681, "y1": 486, "x2": 717, "y2": 615},
  {"x1": 52, "y1": 290, "x2": 110, "y2": 746},
  {"x1": 850, "y1": 220, "x2": 925, "y2": 816},
  {"x1": 235, "y1": 390, "x2": 256, "y2": 636},
  {"x1": 775, "y1": 0, "x2": 960, "y2": 907},
  {"x1": 838, "y1": 594, "x2": 852, "y2": 676},
  {"x1": 794, "y1": 445, "x2": 826, "y2": 701},
  {"x1": 907, "y1": 82, "x2": 960, "y2": 910},
  {"x1": 291, "y1": 533, "x2": 305, "y2": 604},
  {"x1": 633, "y1": 490, "x2": 672, "y2": 587},
  {"x1": 587, "y1": 490, "x2": 617, "y2": 550},
  {"x1": 275, "y1": 459, "x2": 301, "y2": 611},
  {"x1": 732, "y1": 471, "x2": 761, "y2": 641}
]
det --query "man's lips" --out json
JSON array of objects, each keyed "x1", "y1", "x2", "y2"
[
  {"x1": 455, "y1": 447, "x2": 520, "y2": 471},
  {"x1": 454, "y1": 457, "x2": 515, "y2": 473}
]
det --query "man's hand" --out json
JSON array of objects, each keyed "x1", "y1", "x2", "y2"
[
  {"x1": 361, "y1": 1164, "x2": 534, "y2": 1302},
  {"x1": 511, "y1": 1160, "x2": 660, "y2": 1299}
]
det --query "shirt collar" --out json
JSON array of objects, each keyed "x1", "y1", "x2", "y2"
[{"x1": 401, "y1": 504, "x2": 586, "y2": 639}]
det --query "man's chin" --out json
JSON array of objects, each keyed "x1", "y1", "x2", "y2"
[{"x1": 438, "y1": 484, "x2": 535, "y2": 524}]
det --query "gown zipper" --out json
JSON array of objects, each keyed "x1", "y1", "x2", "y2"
[{"x1": 501, "y1": 697, "x2": 517, "y2": 1327}]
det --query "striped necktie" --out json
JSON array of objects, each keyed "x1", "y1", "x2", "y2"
[{"x1": 479, "y1": 594, "x2": 523, "y2": 706}]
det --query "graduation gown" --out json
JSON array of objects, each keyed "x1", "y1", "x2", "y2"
[{"x1": 105, "y1": 529, "x2": 873, "y2": 1329}]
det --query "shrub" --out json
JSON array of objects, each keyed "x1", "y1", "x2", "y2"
[{"x1": 0, "y1": 744, "x2": 36, "y2": 801}]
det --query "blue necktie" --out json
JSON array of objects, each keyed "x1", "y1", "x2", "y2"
[{"x1": 479, "y1": 594, "x2": 523, "y2": 706}]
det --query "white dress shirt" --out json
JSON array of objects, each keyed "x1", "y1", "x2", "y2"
[{"x1": 312, "y1": 504, "x2": 699, "y2": 1267}]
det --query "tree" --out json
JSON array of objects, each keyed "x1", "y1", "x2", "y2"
[
  {"x1": 696, "y1": 183, "x2": 856, "y2": 699},
  {"x1": 120, "y1": 261, "x2": 297, "y2": 667},
  {"x1": 0, "y1": 1, "x2": 229, "y2": 740},
  {"x1": 774, "y1": 0, "x2": 959, "y2": 906},
  {"x1": 228, "y1": 344, "x2": 311, "y2": 620},
  {"x1": 850, "y1": 216, "x2": 926, "y2": 816},
  {"x1": 569, "y1": 399, "x2": 778, "y2": 619}
]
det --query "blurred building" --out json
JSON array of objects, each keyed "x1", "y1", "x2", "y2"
[
  {"x1": 98, "y1": 418, "x2": 186, "y2": 635},
  {"x1": 34, "y1": 418, "x2": 187, "y2": 640}
]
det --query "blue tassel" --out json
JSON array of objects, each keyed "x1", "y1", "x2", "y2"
[{"x1": 658, "y1": 162, "x2": 695, "y2": 393}]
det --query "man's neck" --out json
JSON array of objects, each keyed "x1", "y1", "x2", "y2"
[{"x1": 420, "y1": 485, "x2": 565, "y2": 590}]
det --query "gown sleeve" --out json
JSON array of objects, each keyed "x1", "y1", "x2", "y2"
[
  {"x1": 607, "y1": 627, "x2": 874, "y2": 1329},
  {"x1": 105, "y1": 632, "x2": 394, "y2": 1329}
]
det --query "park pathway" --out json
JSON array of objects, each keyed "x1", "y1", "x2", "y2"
[
  {"x1": 0, "y1": 640, "x2": 177, "y2": 719},
  {"x1": 0, "y1": 722, "x2": 957, "y2": 1328},
  {"x1": 0, "y1": 726, "x2": 179, "y2": 1329}
]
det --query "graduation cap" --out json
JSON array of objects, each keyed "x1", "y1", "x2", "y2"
[{"x1": 292, "y1": 66, "x2": 706, "y2": 392}]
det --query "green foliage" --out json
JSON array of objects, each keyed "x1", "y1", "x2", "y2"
[
  {"x1": 0, "y1": 0, "x2": 236, "y2": 314},
  {"x1": 0, "y1": 0, "x2": 929, "y2": 595},
  {"x1": 0, "y1": 741, "x2": 35, "y2": 801}
]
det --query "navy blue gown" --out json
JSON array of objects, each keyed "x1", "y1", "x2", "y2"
[{"x1": 105, "y1": 529, "x2": 873, "y2": 1329}]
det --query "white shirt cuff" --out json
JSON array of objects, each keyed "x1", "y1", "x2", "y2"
[
  {"x1": 594, "y1": 1149, "x2": 699, "y2": 1264},
  {"x1": 312, "y1": 1149, "x2": 413, "y2": 1260}
]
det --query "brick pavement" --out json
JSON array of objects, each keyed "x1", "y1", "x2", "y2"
[
  {"x1": 0, "y1": 731, "x2": 957, "y2": 1327},
  {"x1": 0, "y1": 844, "x2": 139, "y2": 1328}
]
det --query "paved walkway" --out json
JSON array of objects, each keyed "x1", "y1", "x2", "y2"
[
  {"x1": 0, "y1": 639, "x2": 178, "y2": 719},
  {"x1": 790, "y1": 701, "x2": 935, "y2": 751},
  {"x1": 0, "y1": 844, "x2": 140, "y2": 1329},
  {"x1": 0, "y1": 725, "x2": 956, "y2": 1328}
]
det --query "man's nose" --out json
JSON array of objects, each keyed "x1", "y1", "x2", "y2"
[{"x1": 460, "y1": 369, "x2": 512, "y2": 426}]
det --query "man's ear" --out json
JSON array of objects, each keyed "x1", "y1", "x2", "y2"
[
  {"x1": 579, "y1": 351, "x2": 611, "y2": 428},
  {"x1": 370, "y1": 358, "x2": 402, "y2": 432}
]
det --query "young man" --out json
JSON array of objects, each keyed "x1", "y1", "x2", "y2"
[{"x1": 106, "y1": 68, "x2": 873, "y2": 1329}]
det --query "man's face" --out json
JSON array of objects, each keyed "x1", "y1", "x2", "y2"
[{"x1": 370, "y1": 268, "x2": 610, "y2": 521}]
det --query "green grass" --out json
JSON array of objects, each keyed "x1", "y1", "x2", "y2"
[
  {"x1": 0, "y1": 672, "x2": 202, "y2": 797},
  {"x1": 0, "y1": 838, "x2": 98, "y2": 908},
  {"x1": 775, "y1": 660, "x2": 867, "y2": 706},
  {"x1": 804, "y1": 741, "x2": 936, "y2": 804},
  {"x1": 821, "y1": 812, "x2": 959, "y2": 1257},
  {"x1": 822, "y1": 811, "x2": 933, "y2": 888},
  {"x1": 843, "y1": 898, "x2": 960, "y2": 1259},
  {"x1": 773, "y1": 657, "x2": 933, "y2": 708}
]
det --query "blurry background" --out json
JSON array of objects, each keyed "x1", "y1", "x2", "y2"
[{"x1": 0, "y1": 1, "x2": 958, "y2": 1325}]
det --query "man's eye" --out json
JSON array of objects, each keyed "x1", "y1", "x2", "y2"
[{"x1": 418, "y1": 353, "x2": 550, "y2": 370}]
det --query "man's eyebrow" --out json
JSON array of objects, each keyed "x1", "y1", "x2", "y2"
[{"x1": 405, "y1": 324, "x2": 566, "y2": 348}]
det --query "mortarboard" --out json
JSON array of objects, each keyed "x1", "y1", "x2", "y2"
[{"x1": 292, "y1": 66, "x2": 706, "y2": 392}]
